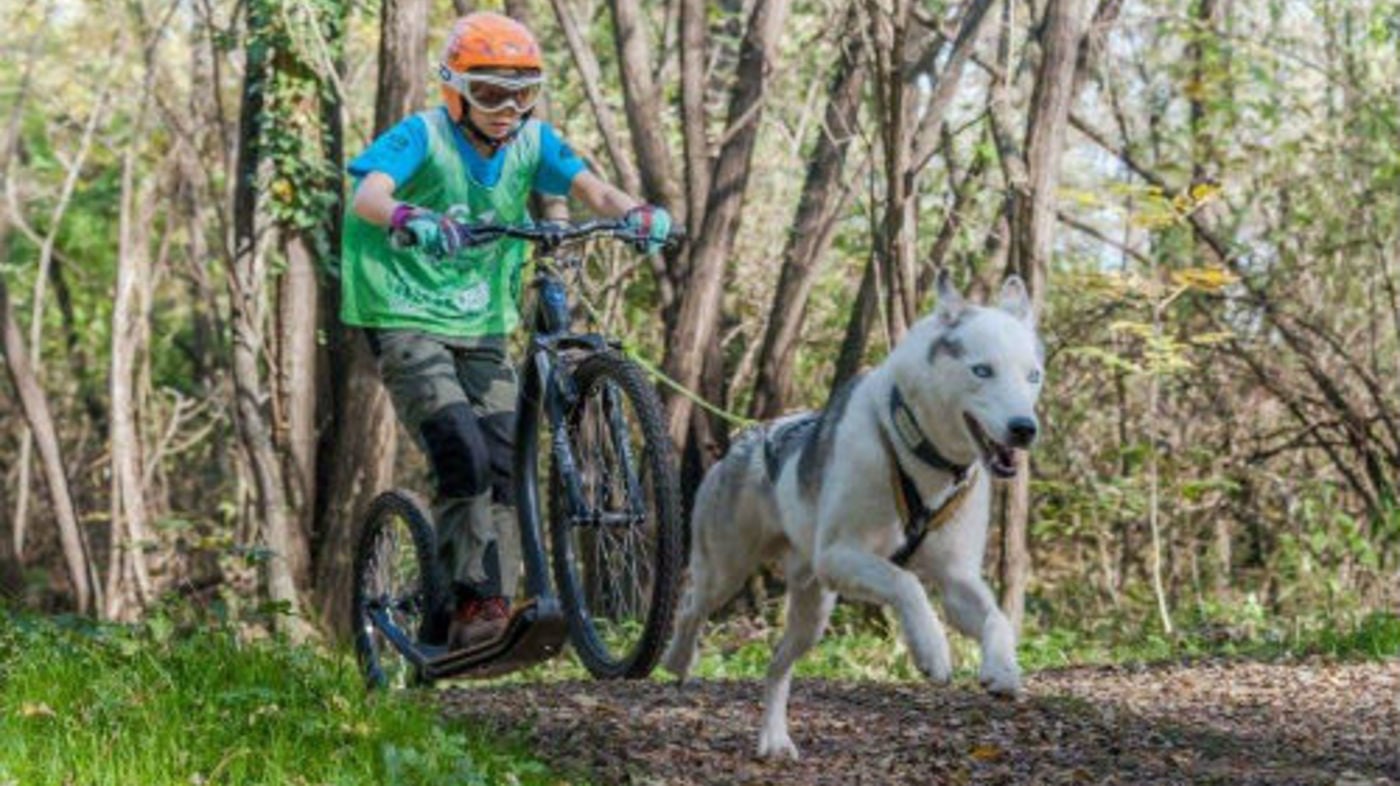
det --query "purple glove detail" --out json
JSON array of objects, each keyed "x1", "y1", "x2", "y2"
[{"x1": 390, "y1": 203, "x2": 420, "y2": 231}]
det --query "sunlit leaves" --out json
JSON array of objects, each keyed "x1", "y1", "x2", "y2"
[
  {"x1": 1123, "y1": 181, "x2": 1221, "y2": 230},
  {"x1": 1169, "y1": 264, "x2": 1235, "y2": 292}
]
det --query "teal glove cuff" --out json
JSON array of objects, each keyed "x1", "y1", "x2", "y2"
[
  {"x1": 623, "y1": 205, "x2": 673, "y2": 256},
  {"x1": 388, "y1": 207, "x2": 468, "y2": 259}
]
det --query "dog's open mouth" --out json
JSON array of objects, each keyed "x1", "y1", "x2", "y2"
[{"x1": 964, "y1": 414, "x2": 1019, "y2": 478}]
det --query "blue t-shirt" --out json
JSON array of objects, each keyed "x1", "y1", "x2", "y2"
[{"x1": 348, "y1": 107, "x2": 586, "y2": 196}]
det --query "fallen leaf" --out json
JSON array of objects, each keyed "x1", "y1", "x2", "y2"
[{"x1": 20, "y1": 702, "x2": 57, "y2": 719}]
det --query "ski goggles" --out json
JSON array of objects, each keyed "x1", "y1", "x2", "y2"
[{"x1": 440, "y1": 67, "x2": 544, "y2": 114}]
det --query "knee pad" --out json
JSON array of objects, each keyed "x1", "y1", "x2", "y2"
[
  {"x1": 480, "y1": 411, "x2": 518, "y2": 506},
  {"x1": 420, "y1": 402, "x2": 490, "y2": 499}
]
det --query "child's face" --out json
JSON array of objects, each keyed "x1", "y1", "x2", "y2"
[{"x1": 468, "y1": 102, "x2": 521, "y2": 140}]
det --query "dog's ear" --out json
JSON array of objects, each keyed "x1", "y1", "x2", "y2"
[
  {"x1": 999, "y1": 275, "x2": 1036, "y2": 327},
  {"x1": 934, "y1": 268, "x2": 967, "y2": 326}
]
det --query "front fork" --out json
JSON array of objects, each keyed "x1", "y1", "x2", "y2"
[{"x1": 513, "y1": 333, "x2": 608, "y2": 601}]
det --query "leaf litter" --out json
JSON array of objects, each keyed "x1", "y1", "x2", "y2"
[{"x1": 440, "y1": 659, "x2": 1399, "y2": 785}]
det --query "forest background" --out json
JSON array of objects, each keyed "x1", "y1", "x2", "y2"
[{"x1": 2, "y1": 0, "x2": 1398, "y2": 660}]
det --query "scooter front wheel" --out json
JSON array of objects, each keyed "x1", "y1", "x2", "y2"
[{"x1": 547, "y1": 350, "x2": 684, "y2": 679}]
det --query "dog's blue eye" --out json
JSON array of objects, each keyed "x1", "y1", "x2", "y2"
[
  {"x1": 971, "y1": 364, "x2": 994, "y2": 379},
  {"x1": 1028, "y1": 370, "x2": 1042, "y2": 384}
]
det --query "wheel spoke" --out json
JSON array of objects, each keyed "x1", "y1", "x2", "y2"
[
  {"x1": 564, "y1": 370, "x2": 657, "y2": 644},
  {"x1": 545, "y1": 353, "x2": 680, "y2": 678},
  {"x1": 354, "y1": 494, "x2": 438, "y2": 691}
]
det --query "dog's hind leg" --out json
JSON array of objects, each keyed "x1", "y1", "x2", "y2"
[
  {"x1": 815, "y1": 544, "x2": 952, "y2": 684},
  {"x1": 661, "y1": 550, "x2": 766, "y2": 680},
  {"x1": 935, "y1": 567, "x2": 1020, "y2": 695},
  {"x1": 660, "y1": 508, "x2": 770, "y2": 681},
  {"x1": 757, "y1": 565, "x2": 836, "y2": 761}
]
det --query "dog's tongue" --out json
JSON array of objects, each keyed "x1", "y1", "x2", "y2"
[{"x1": 990, "y1": 445, "x2": 1018, "y2": 478}]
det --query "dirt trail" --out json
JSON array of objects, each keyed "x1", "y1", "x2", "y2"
[{"x1": 441, "y1": 660, "x2": 1399, "y2": 785}]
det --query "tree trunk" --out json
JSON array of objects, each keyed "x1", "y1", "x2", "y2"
[
  {"x1": 107, "y1": 23, "x2": 165, "y2": 621},
  {"x1": 998, "y1": 0, "x2": 1087, "y2": 634},
  {"x1": 0, "y1": 0, "x2": 98, "y2": 612},
  {"x1": 108, "y1": 150, "x2": 156, "y2": 621},
  {"x1": 677, "y1": 0, "x2": 709, "y2": 241},
  {"x1": 232, "y1": 0, "x2": 309, "y2": 640},
  {"x1": 850, "y1": 0, "x2": 993, "y2": 362},
  {"x1": 1188, "y1": 0, "x2": 1232, "y2": 597},
  {"x1": 0, "y1": 272, "x2": 95, "y2": 613},
  {"x1": 505, "y1": 1, "x2": 571, "y2": 224},
  {"x1": 906, "y1": 0, "x2": 997, "y2": 176},
  {"x1": 868, "y1": 0, "x2": 917, "y2": 344},
  {"x1": 0, "y1": 449, "x2": 22, "y2": 601},
  {"x1": 607, "y1": 0, "x2": 683, "y2": 215},
  {"x1": 278, "y1": 232, "x2": 319, "y2": 589},
  {"x1": 749, "y1": 20, "x2": 866, "y2": 419},
  {"x1": 549, "y1": 0, "x2": 641, "y2": 197},
  {"x1": 313, "y1": 0, "x2": 423, "y2": 636},
  {"x1": 662, "y1": 0, "x2": 793, "y2": 449},
  {"x1": 376, "y1": 0, "x2": 427, "y2": 140},
  {"x1": 12, "y1": 75, "x2": 111, "y2": 560}
]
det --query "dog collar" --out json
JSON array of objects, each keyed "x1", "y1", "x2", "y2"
[
  {"x1": 881, "y1": 386, "x2": 975, "y2": 566},
  {"x1": 888, "y1": 386, "x2": 970, "y2": 481}
]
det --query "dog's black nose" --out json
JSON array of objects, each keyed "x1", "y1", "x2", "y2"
[{"x1": 1007, "y1": 417, "x2": 1038, "y2": 447}]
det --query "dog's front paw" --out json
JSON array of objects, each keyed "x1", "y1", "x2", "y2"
[
  {"x1": 978, "y1": 614, "x2": 1021, "y2": 696},
  {"x1": 979, "y1": 657, "x2": 1021, "y2": 697},
  {"x1": 757, "y1": 728, "x2": 800, "y2": 761},
  {"x1": 911, "y1": 635, "x2": 953, "y2": 685}
]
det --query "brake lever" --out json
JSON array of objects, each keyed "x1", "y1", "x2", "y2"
[
  {"x1": 532, "y1": 221, "x2": 569, "y2": 254},
  {"x1": 388, "y1": 226, "x2": 417, "y2": 250},
  {"x1": 662, "y1": 227, "x2": 687, "y2": 254},
  {"x1": 459, "y1": 224, "x2": 505, "y2": 250}
]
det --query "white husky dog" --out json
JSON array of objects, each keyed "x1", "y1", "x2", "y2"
[{"x1": 660, "y1": 271, "x2": 1044, "y2": 760}]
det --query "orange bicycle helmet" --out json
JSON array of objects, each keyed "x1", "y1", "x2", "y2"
[{"x1": 439, "y1": 12, "x2": 543, "y2": 122}]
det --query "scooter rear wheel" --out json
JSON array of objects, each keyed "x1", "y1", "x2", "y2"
[{"x1": 352, "y1": 490, "x2": 444, "y2": 690}]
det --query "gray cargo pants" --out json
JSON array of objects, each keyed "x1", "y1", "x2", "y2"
[{"x1": 370, "y1": 329, "x2": 521, "y2": 601}]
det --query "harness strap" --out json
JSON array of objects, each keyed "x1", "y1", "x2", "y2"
[
  {"x1": 880, "y1": 386, "x2": 976, "y2": 566},
  {"x1": 885, "y1": 459, "x2": 976, "y2": 566}
]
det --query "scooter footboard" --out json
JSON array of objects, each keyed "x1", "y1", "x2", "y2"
[{"x1": 418, "y1": 597, "x2": 569, "y2": 681}]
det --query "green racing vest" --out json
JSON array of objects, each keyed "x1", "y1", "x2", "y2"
[{"x1": 340, "y1": 111, "x2": 541, "y2": 339}]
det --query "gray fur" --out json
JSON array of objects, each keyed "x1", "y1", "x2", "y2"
[
  {"x1": 708, "y1": 431, "x2": 763, "y2": 526},
  {"x1": 928, "y1": 332, "x2": 965, "y2": 363},
  {"x1": 796, "y1": 372, "x2": 865, "y2": 497},
  {"x1": 763, "y1": 415, "x2": 820, "y2": 485}
]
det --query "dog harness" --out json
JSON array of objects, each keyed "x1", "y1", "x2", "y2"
[{"x1": 882, "y1": 386, "x2": 975, "y2": 566}]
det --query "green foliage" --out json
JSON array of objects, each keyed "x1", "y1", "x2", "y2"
[
  {"x1": 249, "y1": 0, "x2": 344, "y2": 244},
  {"x1": 0, "y1": 611, "x2": 572, "y2": 785},
  {"x1": 1312, "y1": 610, "x2": 1400, "y2": 659},
  {"x1": 1020, "y1": 601, "x2": 1400, "y2": 669}
]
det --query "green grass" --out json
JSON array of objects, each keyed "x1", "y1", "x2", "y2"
[
  {"x1": 0, "y1": 612, "x2": 578, "y2": 786},
  {"x1": 1017, "y1": 605, "x2": 1400, "y2": 671}
]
